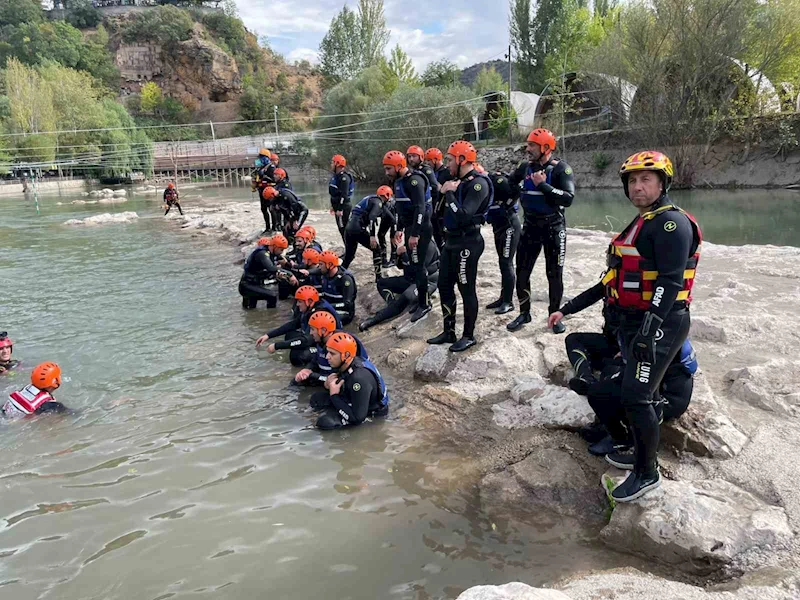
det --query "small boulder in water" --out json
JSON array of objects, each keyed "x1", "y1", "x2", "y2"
[{"x1": 64, "y1": 212, "x2": 139, "y2": 226}]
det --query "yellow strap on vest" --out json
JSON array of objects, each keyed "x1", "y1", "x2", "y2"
[
  {"x1": 642, "y1": 204, "x2": 677, "y2": 221},
  {"x1": 642, "y1": 289, "x2": 690, "y2": 301},
  {"x1": 601, "y1": 269, "x2": 616, "y2": 285}
]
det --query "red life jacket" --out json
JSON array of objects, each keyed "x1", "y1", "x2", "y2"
[
  {"x1": 4, "y1": 384, "x2": 54, "y2": 417},
  {"x1": 602, "y1": 204, "x2": 702, "y2": 311}
]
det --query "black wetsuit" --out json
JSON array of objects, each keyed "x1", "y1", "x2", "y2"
[
  {"x1": 321, "y1": 267, "x2": 357, "y2": 325},
  {"x1": 509, "y1": 157, "x2": 575, "y2": 315},
  {"x1": 329, "y1": 170, "x2": 355, "y2": 241},
  {"x1": 343, "y1": 194, "x2": 390, "y2": 280},
  {"x1": 163, "y1": 189, "x2": 183, "y2": 215},
  {"x1": 253, "y1": 163, "x2": 277, "y2": 230},
  {"x1": 431, "y1": 163, "x2": 451, "y2": 248},
  {"x1": 610, "y1": 197, "x2": 700, "y2": 476},
  {"x1": 314, "y1": 357, "x2": 389, "y2": 429},
  {"x1": 0, "y1": 360, "x2": 19, "y2": 375},
  {"x1": 438, "y1": 169, "x2": 492, "y2": 339},
  {"x1": 266, "y1": 299, "x2": 341, "y2": 366},
  {"x1": 487, "y1": 172, "x2": 521, "y2": 305},
  {"x1": 275, "y1": 189, "x2": 309, "y2": 240},
  {"x1": 369, "y1": 242, "x2": 440, "y2": 327},
  {"x1": 394, "y1": 169, "x2": 433, "y2": 310},
  {"x1": 239, "y1": 246, "x2": 279, "y2": 309}
]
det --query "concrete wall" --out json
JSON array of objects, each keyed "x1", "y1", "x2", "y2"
[
  {"x1": 0, "y1": 179, "x2": 87, "y2": 197},
  {"x1": 116, "y1": 44, "x2": 164, "y2": 82}
]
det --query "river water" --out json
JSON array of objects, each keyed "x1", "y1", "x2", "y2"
[{"x1": 1, "y1": 183, "x2": 798, "y2": 600}]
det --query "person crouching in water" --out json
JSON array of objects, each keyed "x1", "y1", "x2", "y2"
[
  {"x1": 163, "y1": 182, "x2": 183, "y2": 215},
  {"x1": 3, "y1": 362, "x2": 67, "y2": 418},
  {"x1": 0, "y1": 332, "x2": 18, "y2": 375},
  {"x1": 314, "y1": 332, "x2": 389, "y2": 430},
  {"x1": 239, "y1": 237, "x2": 279, "y2": 309}
]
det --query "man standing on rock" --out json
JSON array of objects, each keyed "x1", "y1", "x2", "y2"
[
  {"x1": 591, "y1": 150, "x2": 702, "y2": 502},
  {"x1": 425, "y1": 147, "x2": 451, "y2": 249},
  {"x1": 507, "y1": 128, "x2": 575, "y2": 334},
  {"x1": 329, "y1": 154, "x2": 355, "y2": 241},
  {"x1": 163, "y1": 182, "x2": 183, "y2": 215},
  {"x1": 427, "y1": 140, "x2": 492, "y2": 352}
]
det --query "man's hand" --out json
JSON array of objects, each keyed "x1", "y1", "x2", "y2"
[
  {"x1": 289, "y1": 275, "x2": 299, "y2": 287},
  {"x1": 396, "y1": 244, "x2": 406, "y2": 256},
  {"x1": 547, "y1": 311, "x2": 564, "y2": 329},
  {"x1": 335, "y1": 211, "x2": 343, "y2": 217},
  {"x1": 532, "y1": 170, "x2": 547, "y2": 186},
  {"x1": 393, "y1": 231, "x2": 404, "y2": 246},
  {"x1": 630, "y1": 313, "x2": 663, "y2": 365},
  {"x1": 408, "y1": 236, "x2": 419, "y2": 250},
  {"x1": 295, "y1": 369, "x2": 312, "y2": 383},
  {"x1": 369, "y1": 236, "x2": 378, "y2": 249},
  {"x1": 267, "y1": 343, "x2": 277, "y2": 354},
  {"x1": 329, "y1": 209, "x2": 335, "y2": 215},
  {"x1": 298, "y1": 269, "x2": 309, "y2": 277},
  {"x1": 328, "y1": 376, "x2": 344, "y2": 395},
  {"x1": 440, "y1": 180, "x2": 459, "y2": 194},
  {"x1": 324, "y1": 373, "x2": 337, "y2": 390},
  {"x1": 255, "y1": 334, "x2": 269, "y2": 348}
]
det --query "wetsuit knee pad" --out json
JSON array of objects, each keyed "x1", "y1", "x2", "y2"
[{"x1": 316, "y1": 409, "x2": 344, "y2": 430}]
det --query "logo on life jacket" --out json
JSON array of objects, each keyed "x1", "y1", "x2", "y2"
[
  {"x1": 353, "y1": 383, "x2": 361, "y2": 391},
  {"x1": 664, "y1": 221, "x2": 677, "y2": 232}
]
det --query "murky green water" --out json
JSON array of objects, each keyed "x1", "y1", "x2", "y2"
[
  {"x1": 0, "y1": 187, "x2": 636, "y2": 600},
  {"x1": 1, "y1": 181, "x2": 796, "y2": 599}
]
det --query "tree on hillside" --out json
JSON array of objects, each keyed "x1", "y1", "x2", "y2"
[
  {"x1": 67, "y1": 0, "x2": 101, "y2": 29},
  {"x1": 509, "y1": 0, "x2": 538, "y2": 92},
  {"x1": 140, "y1": 82, "x2": 164, "y2": 114},
  {"x1": 318, "y1": 0, "x2": 389, "y2": 84},
  {"x1": 421, "y1": 59, "x2": 460, "y2": 87},
  {"x1": 386, "y1": 44, "x2": 417, "y2": 84},
  {"x1": 473, "y1": 66, "x2": 505, "y2": 96},
  {"x1": 0, "y1": 0, "x2": 42, "y2": 27}
]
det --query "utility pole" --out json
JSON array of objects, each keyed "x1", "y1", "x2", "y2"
[
  {"x1": 210, "y1": 120, "x2": 220, "y2": 184},
  {"x1": 506, "y1": 44, "x2": 513, "y2": 145},
  {"x1": 273, "y1": 105, "x2": 279, "y2": 148}
]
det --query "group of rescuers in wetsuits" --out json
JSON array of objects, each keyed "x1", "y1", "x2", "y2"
[{"x1": 240, "y1": 133, "x2": 702, "y2": 503}]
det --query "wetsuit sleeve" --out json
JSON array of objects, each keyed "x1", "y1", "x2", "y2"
[
  {"x1": 642, "y1": 211, "x2": 694, "y2": 322},
  {"x1": 405, "y1": 174, "x2": 428, "y2": 238},
  {"x1": 330, "y1": 369, "x2": 376, "y2": 425},
  {"x1": 35, "y1": 401, "x2": 67, "y2": 414},
  {"x1": 444, "y1": 178, "x2": 490, "y2": 228},
  {"x1": 423, "y1": 166, "x2": 439, "y2": 201},
  {"x1": 560, "y1": 282, "x2": 605, "y2": 316},
  {"x1": 294, "y1": 199, "x2": 309, "y2": 226},
  {"x1": 274, "y1": 332, "x2": 313, "y2": 351},
  {"x1": 256, "y1": 252, "x2": 279, "y2": 277},
  {"x1": 266, "y1": 313, "x2": 301, "y2": 339},
  {"x1": 367, "y1": 199, "x2": 383, "y2": 237},
  {"x1": 507, "y1": 161, "x2": 528, "y2": 199},
  {"x1": 336, "y1": 174, "x2": 352, "y2": 205},
  {"x1": 264, "y1": 165, "x2": 276, "y2": 185},
  {"x1": 539, "y1": 161, "x2": 575, "y2": 208}
]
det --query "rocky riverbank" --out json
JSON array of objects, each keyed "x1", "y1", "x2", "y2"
[{"x1": 170, "y1": 201, "x2": 800, "y2": 598}]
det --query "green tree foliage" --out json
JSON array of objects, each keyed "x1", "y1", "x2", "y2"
[
  {"x1": 0, "y1": 0, "x2": 42, "y2": 27},
  {"x1": 421, "y1": 59, "x2": 461, "y2": 87},
  {"x1": 200, "y1": 11, "x2": 247, "y2": 55},
  {"x1": 67, "y1": 0, "x2": 102, "y2": 29},
  {"x1": 509, "y1": 0, "x2": 537, "y2": 92},
  {"x1": 122, "y1": 6, "x2": 194, "y2": 46},
  {"x1": 140, "y1": 82, "x2": 164, "y2": 114},
  {"x1": 1, "y1": 59, "x2": 152, "y2": 175},
  {"x1": 318, "y1": 0, "x2": 389, "y2": 84},
  {"x1": 76, "y1": 25, "x2": 121, "y2": 90},
  {"x1": 386, "y1": 44, "x2": 417, "y2": 84},
  {"x1": 473, "y1": 66, "x2": 505, "y2": 96}
]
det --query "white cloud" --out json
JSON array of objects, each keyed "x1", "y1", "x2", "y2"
[{"x1": 287, "y1": 47, "x2": 321, "y2": 64}]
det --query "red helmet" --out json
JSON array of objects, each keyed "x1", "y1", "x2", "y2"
[
  {"x1": 302, "y1": 247, "x2": 321, "y2": 265},
  {"x1": 295, "y1": 228, "x2": 315, "y2": 243},
  {"x1": 383, "y1": 150, "x2": 406, "y2": 170},
  {"x1": 298, "y1": 225, "x2": 316, "y2": 239},
  {"x1": 308, "y1": 311, "x2": 337, "y2": 338},
  {"x1": 262, "y1": 186, "x2": 279, "y2": 200},
  {"x1": 270, "y1": 152, "x2": 279, "y2": 162},
  {"x1": 376, "y1": 185, "x2": 393, "y2": 200},
  {"x1": 269, "y1": 234, "x2": 288, "y2": 251},
  {"x1": 425, "y1": 148, "x2": 443, "y2": 163},
  {"x1": 446, "y1": 140, "x2": 477, "y2": 163},
  {"x1": 326, "y1": 332, "x2": 357, "y2": 361},
  {"x1": 332, "y1": 154, "x2": 346, "y2": 168},
  {"x1": 295, "y1": 285, "x2": 319, "y2": 304},
  {"x1": 32, "y1": 362, "x2": 61, "y2": 389},
  {"x1": 527, "y1": 128, "x2": 556, "y2": 152},
  {"x1": 319, "y1": 250, "x2": 340, "y2": 270},
  {"x1": 273, "y1": 168, "x2": 287, "y2": 181},
  {"x1": 0, "y1": 333, "x2": 12, "y2": 349},
  {"x1": 257, "y1": 236, "x2": 271, "y2": 247},
  {"x1": 167, "y1": 182, "x2": 175, "y2": 189},
  {"x1": 406, "y1": 145, "x2": 425, "y2": 159}
]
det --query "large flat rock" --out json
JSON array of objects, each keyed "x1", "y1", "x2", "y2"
[{"x1": 492, "y1": 375, "x2": 595, "y2": 430}]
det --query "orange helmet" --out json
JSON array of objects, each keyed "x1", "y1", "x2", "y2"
[
  {"x1": 273, "y1": 168, "x2": 287, "y2": 181},
  {"x1": 295, "y1": 285, "x2": 319, "y2": 304},
  {"x1": 167, "y1": 182, "x2": 175, "y2": 189},
  {"x1": 257, "y1": 236, "x2": 271, "y2": 247},
  {"x1": 302, "y1": 247, "x2": 321, "y2": 265},
  {"x1": 326, "y1": 332, "x2": 357, "y2": 361},
  {"x1": 376, "y1": 185, "x2": 393, "y2": 200},
  {"x1": 619, "y1": 150, "x2": 674, "y2": 197},
  {"x1": 258, "y1": 148, "x2": 272, "y2": 158},
  {"x1": 298, "y1": 225, "x2": 316, "y2": 239},
  {"x1": 32, "y1": 362, "x2": 61, "y2": 389},
  {"x1": 425, "y1": 148, "x2": 443, "y2": 163},
  {"x1": 269, "y1": 234, "x2": 289, "y2": 251},
  {"x1": 406, "y1": 145, "x2": 425, "y2": 159},
  {"x1": 332, "y1": 154, "x2": 346, "y2": 168},
  {"x1": 446, "y1": 140, "x2": 477, "y2": 164},
  {"x1": 319, "y1": 250, "x2": 340, "y2": 270},
  {"x1": 270, "y1": 152, "x2": 279, "y2": 162},
  {"x1": 262, "y1": 186, "x2": 279, "y2": 200},
  {"x1": 527, "y1": 128, "x2": 556, "y2": 152},
  {"x1": 383, "y1": 150, "x2": 406, "y2": 170},
  {"x1": 295, "y1": 228, "x2": 314, "y2": 243},
  {"x1": 308, "y1": 311, "x2": 337, "y2": 337}
]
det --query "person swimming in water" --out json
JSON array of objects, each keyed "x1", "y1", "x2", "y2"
[
  {"x1": 3, "y1": 362, "x2": 67, "y2": 418},
  {"x1": 0, "y1": 332, "x2": 18, "y2": 374}
]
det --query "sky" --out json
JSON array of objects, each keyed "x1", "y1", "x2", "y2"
[{"x1": 235, "y1": 0, "x2": 511, "y2": 73}]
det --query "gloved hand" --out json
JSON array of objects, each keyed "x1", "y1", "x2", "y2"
[{"x1": 630, "y1": 312, "x2": 663, "y2": 365}]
